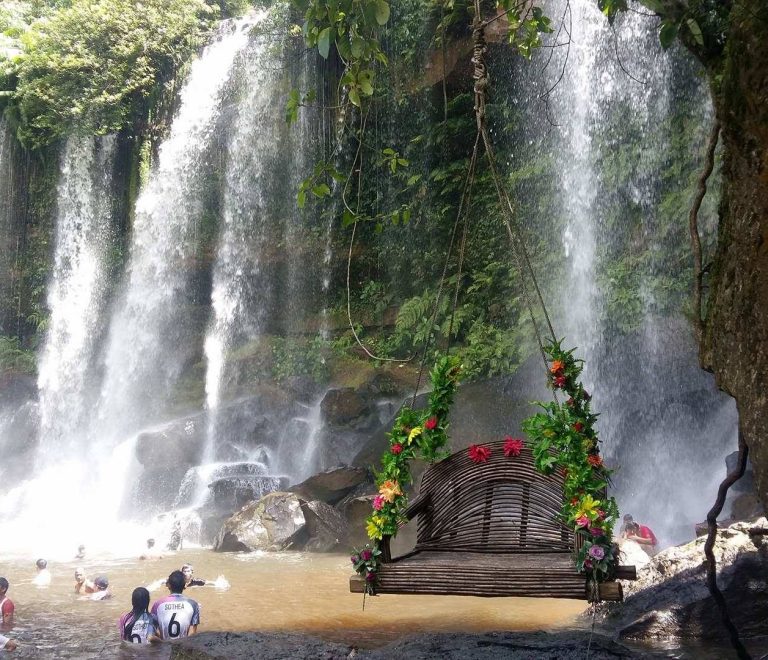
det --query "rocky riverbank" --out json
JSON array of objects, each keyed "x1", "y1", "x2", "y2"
[{"x1": 170, "y1": 630, "x2": 656, "y2": 660}]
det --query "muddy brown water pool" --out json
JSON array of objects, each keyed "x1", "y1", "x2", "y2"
[{"x1": 1, "y1": 549, "x2": 589, "y2": 657}]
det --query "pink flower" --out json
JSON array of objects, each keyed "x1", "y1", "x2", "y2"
[
  {"x1": 503, "y1": 437, "x2": 524, "y2": 457},
  {"x1": 391, "y1": 443, "x2": 403, "y2": 455},
  {"x1": 576, "y1": 515, "x2": 590, "y2": 527},
  {"x1": 596, "y1": 509, "x2": 606, "y2": 520},
  {"x1": 468, "y1": 444, "x2": 491, "y2": 463},
  {"x1": 372, "y1": 495, "x2": 385, "y2": 511},
  {"x1": 424, "y1": 416, "x2": 438, "y2": 430},
  {"x1": 365, "y1": 571, "x2": 376, "y2": 582},
  {"x1": 588, "y1": 545, "x2": 605, "y2": 560},
  {"x1": 350, "y1": 555, "x2": 359, "y2": 564},
  {"x1": 360, "y1": 549, "x2": 373, "y2": 561},
  {"x1": 589, "y1": 527, "x2": 604, "y2": 537},
  {"x1": 584, "y1": 559, "x2": 593, "y2": 570}
]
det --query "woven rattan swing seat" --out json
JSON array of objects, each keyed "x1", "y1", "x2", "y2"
[{"x1": 349, "y1": 440, "x2": 636, "y2": 601}]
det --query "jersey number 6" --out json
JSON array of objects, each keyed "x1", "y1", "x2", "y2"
[{"x1": 168, "y1": 613, "x2": 181, "y2": 638}]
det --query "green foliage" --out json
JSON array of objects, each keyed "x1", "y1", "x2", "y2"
[
  {"x1": 0, "y1": 335, "x2": 36, "y2": 375},
  {"x1": 355, "y1": 356, "x2": 460, "y2": 594},
  {"x1": 7, "y1": 0, "x2": 217, "y2": 147},
  {"x1": 522, "y1": 340, "x2": 619, "y2": 584},
  {"x1": 271, "y1": 336, "x2": 330, "y2": 383}
]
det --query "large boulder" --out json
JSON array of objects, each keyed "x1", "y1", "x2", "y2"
[
  {"x1": 288, "y1": 465, "x2": 369, "y2": 505},
  {"x1": 320, "y1": 388, "x2": 370, "y2": 426},
  {"x1": 213, "y1": 492, "x2": 306, "y2": 552},
  {"x1": 601, "y1": 518, "x2": 768, "y2": 642},
  {"x1": 299, "y1": 500, "x2": 349, "y2": 552}
]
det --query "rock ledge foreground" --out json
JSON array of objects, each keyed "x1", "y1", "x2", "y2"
[{"x1": 170, "y1": 630, "x2": 656, "y2": 660}]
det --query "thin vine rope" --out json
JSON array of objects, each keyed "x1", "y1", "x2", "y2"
[{"x1": 411, "y1": 130, "x2": 482, "y2": 406}]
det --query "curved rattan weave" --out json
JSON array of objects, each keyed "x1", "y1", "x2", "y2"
[
  {"x1": 415, "y1": 441, "x2": 573, "y2": 553},
  {"x1": 348, "y1": 440, "x2": 634, "y2": 601}
]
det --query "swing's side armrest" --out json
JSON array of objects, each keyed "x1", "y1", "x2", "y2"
[{"x1": 380, "y1": 494, "x2": 431, "y2": 563}]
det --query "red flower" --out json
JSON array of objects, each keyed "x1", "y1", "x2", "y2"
[
  {"x1": 596, "y1": 509, "x2": 606, "y2": 520},
  {"x1": 570, "y1": 497, "x2": 579, "y2": 506},
  {"x1": 560, "y1": 467, "x2": 569, "y2": 479},
  {"x1": 468, "y1": 444, "x2": 491, "y2": 463},
  {"x1": 587, "y1": 454, "x2": 603, "y2": 468},
  {"x1": 566, "y1": 397, "x2": 575, "y2": 407},
  {"x1": 553, "y1": 375, "x2": 567, "y2": 388},
  {"x1": 391, "y1": 443, "x2": 403, "y2": 455},
  {"x1": 572, "y1": 421, "x2": 584, "y2": 433},
  {"x1": 424, "y1": 416, "x2": 438, "y2": 431},
  {"x1": 503, "y1": 437, "x2": 524, "y2": 457}
]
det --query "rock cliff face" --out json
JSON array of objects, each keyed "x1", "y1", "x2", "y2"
[{"x1": 700, "y1": 4, "x2": 768, "y2": 512}]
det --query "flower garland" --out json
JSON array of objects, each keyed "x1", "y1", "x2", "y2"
[
  {"x1": 522, "y1": 340, "x2": 619, "y2": 585},
  {"x1": 352, "y1": 356, "x2": 461, "y2": 594}
]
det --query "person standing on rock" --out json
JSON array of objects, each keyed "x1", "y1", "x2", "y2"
[{"x1": 151, "y1": 571, "x2": 200, "y2": 640}]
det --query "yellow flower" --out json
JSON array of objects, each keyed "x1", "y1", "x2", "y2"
[
  {"x1": 574, "y1": 494, "x2": 601, "y2": 520},
  {"x1": 366, "y1": 515, "x2": 385, "y2": 540},
  {"x1": 378, "y1": 480, "x2": 402, "y2": 503},
  {"x1": 407, "y1": 426, "x2": 423, "y2": 445},
  {"x1": 543, "y1": 429, "x2": 555, "y2": 438}
]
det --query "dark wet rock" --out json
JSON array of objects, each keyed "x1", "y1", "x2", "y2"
[
  {"x1": 725, "y1": 450, "x2": 755, "y2": 494},
  {"x1": 135, "y1": 418, "x2": 206, "y2": 469},
  {"x1": 289, "y1": 465, "x2": 368, "y2": 505},
  {"x1": 600, "y1": 518, "x2": 768, "y2": 642},
  {"x1": 209, "y1": 475, "x2": 289, "y2": 511},
  {"x1": 300, "y1": 500, "x2": 349, "y2": 552},
  {"x1": 0, "y1": 373, "x2": 37, "y2": 407},
  {"x1": 337, "y1": 493, "x2": 375, "y2": 549},
  {"x1": 355, "y1": 371, "x2": 404, "y2": 399},
  {"x1": 320, "y1": 388, "x2": 370, "y2": 426},
  {"x1": 171, "y1": 631, "x2": 652, "y2": 660},
  {"x1": 213, "y1": 492, "x2": 306, "y2": 552},
  {"x1": 130, "y1": 466, "x2": 192, "y2": 512},
  {"x1": 282, "y1": 375, "x2": 324, "y2": 403},
  {"x1": 0, "y1": 400, "x2": 39, "y2": 457},
  {"x1": 728, "y1": 491, "x2": 764, "y2": 520}
]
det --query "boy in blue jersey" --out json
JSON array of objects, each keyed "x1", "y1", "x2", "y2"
[{"x1": 150, "y1": 571, "x2": 200, "y2": 640}]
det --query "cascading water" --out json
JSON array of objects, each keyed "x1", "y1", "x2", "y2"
[
  {"x1": 0, "y1": 134, "x2": 133, "y2": 554},
  {"x1": 202, "y1": 21, "x2": 277, "y2": 470},
  {"x1": 0, "y1": 20, "x2": 254, "y2": 556},
  {"x1": 540, "y1": 0, "x2": 736, "y2": 543},
  {"x1": 95, "y1": 18, "x2": 253, "y2": 444},
  {"x1": 36, "y1": 136, "x2": 117, "y2": 460}
]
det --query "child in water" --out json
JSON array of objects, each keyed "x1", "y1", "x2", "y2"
[
  {"x1": 119, "y1": 587, "x2": 159, "y2": 644},
  {"x1": 32, "y1": 559, "x2": 51, "y2": 587}
]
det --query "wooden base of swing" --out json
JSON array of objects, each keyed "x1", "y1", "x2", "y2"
[{"x1": 350, "y1": 556, "x2": 628, "y2": 602}]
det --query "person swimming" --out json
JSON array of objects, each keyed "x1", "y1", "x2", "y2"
[
  {"x1": 89, "y1": 576, "x2": 111, "y2": 601},
  {"x1": 32, "y1": 559, "x2": 51, "y2": 587},
  {"x1": 180, "y1": 564, "x2": 209, "y2": 587},
  {"x1": 139, "y1": 538, "x2": 163, "y2": 560},
  {"x1": 119, "y1": 587, "x2": 159, "y2": 645},
  {"x1": 74, "y1": 568, "x2": 95, "y2": 595}
]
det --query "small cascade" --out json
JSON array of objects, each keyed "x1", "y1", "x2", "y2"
[
  {"x1": 36, "y1": 135, "x2": 116, "y2": 461},
  {"x1": 97, "y1": 17, "x2": 253, "y2": 444}
]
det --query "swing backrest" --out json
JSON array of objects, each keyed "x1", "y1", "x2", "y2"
[{"x1": 414, "y1": 440, "x2": 574, "y2": 553}]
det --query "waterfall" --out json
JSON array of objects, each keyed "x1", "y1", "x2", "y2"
[
  {"x1": 36, "y1": 135, "x2": 116, "y2": 460},
  {"x1": 202, "y1": 26, "x2": 277, "y2": 467},
  {"x1": 96, "y1": 18, "x2": 253, "y2": 444},
  {"x1": 540, "y1": 0, "x2": 735, "y2": 543}
]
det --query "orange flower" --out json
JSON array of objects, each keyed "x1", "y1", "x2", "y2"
[
  {"x1": 550, "y1": 359, "x2": 565, "y2": 374},
  {"x1": 378, "y1": 480, "x2": 402, "y2": 503},
  {"x1": 587, "y1": 454, "x2": 603, "y2": 468}
]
